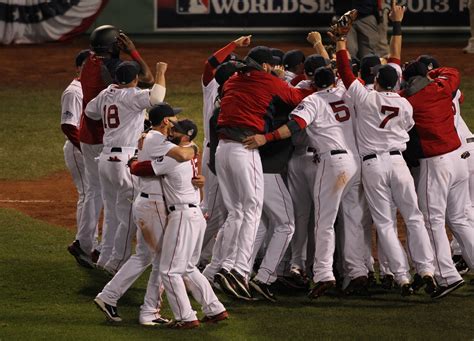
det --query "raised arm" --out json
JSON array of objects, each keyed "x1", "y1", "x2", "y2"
[
  {"x1": 307, "y1": 31, "x2": 330, "y2": 60},
  {"x1": 335, "y1": 40, "x2": 357, "y2": 89},
  {"x1": 388, "y1": 0, "x2": 406, "y2": 63},
  {"x1": 202, "y1": 35, "x2": 251, "y2": 86},
  {"x1": 149, "y1": 62, "x2": 167, "y2": 105},
  {"x1": 118, "y1": 32, "x2": 154, "y2": 87}
]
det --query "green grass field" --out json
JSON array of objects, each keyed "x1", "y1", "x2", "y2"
[
  {"x1": 1, "y1": 78, "x2": 474, "y2": 339},
  {"x1": 1, "y1": 208, "x2": 473, "y2": 340}
]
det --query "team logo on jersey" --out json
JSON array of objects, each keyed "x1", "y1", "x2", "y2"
[
  {"x1": 177, "y1": 0, "x2": 210, "y2": 14},
  {"x1": 62, "y1": 110, "x2": 73, "y2": 119},
  {"x1": 295, "y1": 104, "x2": 305, "y2": 111},
  {"x1": 154, "y1": 156, "x2": 164, "y2": 162}
]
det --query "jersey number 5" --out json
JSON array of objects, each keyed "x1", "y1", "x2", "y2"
[
  {"x1": 103, "y1": 105, "x2": 120, "y2": 129},
  {"x1": 330, "y1": 100, "x2": 350, "y2": 122},
  {"x1": 379, "y1": 106, "x2": 399, "y2": 128}
]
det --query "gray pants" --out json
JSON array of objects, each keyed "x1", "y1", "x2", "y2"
[{"x1": 347, "y1": 14, "x2": 380, "y2": 60}]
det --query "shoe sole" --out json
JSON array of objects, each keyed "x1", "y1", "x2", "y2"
[
  {"x1": 249, "y1": 281, "x2": 277, "y2": 302},
  {"x1": 458, "y1": 268, "x2": 469, "y2": 275},
  {"x1": 140, "y1": 320, "x2": 169, "y2": 326},
  {"x1": 68, "y1": 247, "x2": 94, "y2": 269},
  {"x1": 214, "y1": 273, "x2": 241, "y2": 298},
  {"x1": 201, "y1": 311, "x2": 229, "y2": 324},
  {"x1": 229, "y1": 272, "x2": 253, "y2": 299},
  {"x1": 93, "y1": 298, "x2": 122, "y2": 322},
  {"x1": 432, "y1": 281, "x2": 465, "y2": 299}
]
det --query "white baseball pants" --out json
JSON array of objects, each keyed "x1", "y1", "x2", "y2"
[
  {"x1": 77, "y1": 142, "x2": 103, "y2": 254},
  {"x1": 251, "y1": 174, "x2": 295, "y2": 284},
  {"x1": 362, "y1": 152, "x2": 435, "y2": 285},
  {"x1": 199, "y1": 161, "x2": 227, "y2": 264},
  {"x1": 215, "y1": 140, "x2": 264, "y2": 277},
  {"x1": 97, "y1": 196, "x2": 167, "y2": 319},
  {"x1": 160, "y1": 208, "x2": 225, "y2": 322},
  {"x1": 287, "y1": 149, "x2": 317, "y2": 271},
  {"x1": 417, "y1": 148, "x2": 474, "y2": 286},
  {"x1": 312, "y1": 151, "x2": 363, "y2": 283},
  {"x1": 97, "y1": 147, "x2": 137, "y2": 272}
]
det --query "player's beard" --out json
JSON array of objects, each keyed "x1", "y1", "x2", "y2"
[{"x1": 169, "y1": 136, "x2": 182, "y2": 145}]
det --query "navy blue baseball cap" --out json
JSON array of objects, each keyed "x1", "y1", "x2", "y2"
[
  {"x1": 416, "y1": 55, "x2": 440, "y2": 71},
  {"x1": 149, "y1": 103, "x2": 182, "y2": 126},
  {"x1": 215, "y1": 61, "x2": 239, "y2": 85},
  {"x1": 360, "y1": 54, "x2": 381, "y2": 84},
  {"x1": 116, "y1": 61, "x2": 139, "y2": 85},
  {"x1": 304, "y1": 54, "x2": 329, "y2": 76},
  {"x1": 313, "y1": 66, "x2": 335, "y2": 89},
  {"x1": 375, "y1": 64, "x2": 399, "y2": 90},
  {"x1": 247, "y1": 46, "x2": 279, "y2": 66},
  {"x1": 271, "y1": 48, "x2": 285, "y2": 65},
  {"x1": 403, "y1": 61, "x2": 428, "y2": 81},
  {"x1": 171, "y1": 119, "x2": 198, "y2": 141},
  {"x1": 283, "y1": 49, "x2": 305, "y2": 69}
]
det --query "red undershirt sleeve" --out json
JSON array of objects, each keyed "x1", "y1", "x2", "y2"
[
  {"x1": 130, "y1": 160, "x2": 155, "y2": 177},
  {"x1": 291, "y1": 115, "x2": 307, "y2": 129},
  {"x1": 202, "y1": 42, "x2": 237, "y2": 86},
  {"x1": 336, "y1": 50, "x2": 357, "y2": 89}
]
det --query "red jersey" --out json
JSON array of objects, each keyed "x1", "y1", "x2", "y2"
[
  {"x1": 218, "y1": 70, "x2": 311, "y2": 134},
  {"x1": 401, "y1": 67, "x2": 461, "y2": 158}
]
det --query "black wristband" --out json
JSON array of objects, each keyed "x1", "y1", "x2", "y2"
[{"x1": 392, "y1": 21, "x2": 402, "y2": 36}]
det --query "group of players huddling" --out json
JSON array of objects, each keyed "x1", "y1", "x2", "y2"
[{"x1": 61, "y1": 1, "x2": 473, "y2": 330}]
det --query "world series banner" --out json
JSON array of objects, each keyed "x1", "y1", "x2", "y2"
[{"x1": 154, "y1": 0, "x2": 470, "y2": 32}]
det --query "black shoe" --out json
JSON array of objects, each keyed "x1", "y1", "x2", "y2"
[
  {"x1": 308, "y1": 280, "x2": 336, "y2": 299},
  {"x1": 214, "y1": 269, "x2": 240, "y2": 299},
  {"x1": 229, "y1": 269, "x2": 253, "y2": 299},
  {"x1": 367, "y1": 271, "x2": 377, "y2": 288},
  {"x1": 67, "y1": 240, "x2": 94, "y2": 269},
  {"x1": 422, "y1": 275, "x2": 437, "y2": 295},
  {"x1": 380, "y1": 274, "x2": 394, "y2": 290},
  {"x1": 249, "y1": 278, "x2": 277, "y2": 302},
  {"x1": 91, "y1": 249, "x2": 100, "y2": 264},
  {"x1": 344, "y1": 276, "x2": 369, "y2": 296},
  {"x1": 94, "y1": 297, "x2": 122, "y2": 322},
  {"x1": 411, "y1": 274, "x2": 424, "y2": 292},
  {"x1": 431, "y1": 279, "x2": 464, "y2": 299},
  {"x1": 400, "y1": 283, "x2": 414, "y2": 297},
  {"x1": 453, "y1": 256, "x2": 470, "y2": 275},
  {"x1": 289, "y1": 267, "x2": 310, "y2": 289}
]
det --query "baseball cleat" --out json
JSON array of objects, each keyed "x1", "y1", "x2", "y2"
[
  {"x1": 91, "y1": 249, "x2": 101, "y2": 264},
  {"x1": 249, "y1": 278, "x2": 277, "y2": 302},
  {"x1": 452, "y1": 255, "x2": 470, "y2": 275},
  {"x1": 94, "y1": 297, "x2": 122, "y2": 322},
  {"x1": 367, "y1": 271, "x2": 377, "y2": 288},
  {"x1": 229, "y1": 269, "x2": 253, "y2": 299},
  {"x1": 400, "y1": 283, "x2": 414, "y2": 297},
  {"x1": 380, "y1": 274, "x2": 394, "y2": 290},
  {"x1": 422, "y1": 275, "x2": 437, "y2": 295},
  {"x1": 289, "y1": 267, "x2": 310, "y2": 289},
  {"x1": 139, "y1": 313, "x2": 170, "y2": 326},
  {"x1": 200, "y1": 310, "x2": 229, "y2": 324},
  {"x1": 167, "y1": 320, "x2": 200, "y2": 329},
  {"x1": 344, "y1": 276, "x2": 369, "y2": 296},
  {"x1": 214, "y1": 269, "x2": 241, "y2": 299},
  {"x1": 431, "y1": 279, "x2": 464, "y2": 299},
  {"x1": 308, "y1": 280, "x2": 336, "y2": 299},
  {"x1": 67, "y1": 240, "x2": 94, "y2": 269}
]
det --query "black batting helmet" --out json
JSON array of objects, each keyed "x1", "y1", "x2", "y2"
[{"x1": 90, "y1": 25, "x2": 120, "y2": 54}]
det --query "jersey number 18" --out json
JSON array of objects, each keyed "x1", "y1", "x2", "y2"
[{"x1": 103, "y1": 105, "x2": 120, "y2": 129}]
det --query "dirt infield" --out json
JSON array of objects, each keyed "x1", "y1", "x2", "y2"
[{"x1": 0, "y1": 38, "x2": 471, "y2": 232}]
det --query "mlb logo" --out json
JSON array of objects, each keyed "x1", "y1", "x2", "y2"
[{"x1": 177, "y1": 0, "x2": 210, "y2": 14}]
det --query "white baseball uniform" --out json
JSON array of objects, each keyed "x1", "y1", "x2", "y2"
[
  {"x1": 154, "y1": 148, "x2": 226, "y2": 322},
  {"x1": 291, "y1": 86, "x2": 366, "y2": 284},
  {"x1": 61, "y1": 79, "x2": 95, "y2": 250},
  {"x1": 199, "y1": 79, "x2": 227, "y2": 266},
  {"x1": 346, "y1": 79, "x2": 435, "y2": 285},
  {"x1": 96, "y1": 130, "x2": 174, "y2": 324},
  {"x1": 451, "y1": 90, "x2": 474, "y2": 256},
  {"x1": 85, "y1": 84, "x2": 154, "y2": 273}
]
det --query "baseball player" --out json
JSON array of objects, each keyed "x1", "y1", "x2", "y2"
[
  {"x1": 149, "y1": 119, "x2": 228, "y2": 329},
  {"x1": 282, "y1": 49, "x2": 306, "y2": 85},
  {"x1": 85, "y1": 61, "x2": 167, "y2": 274},
  {"x1": 333, "y1": 15, "x2": 437, "y2": 296},
  {"x1": 94, "y1": 104, "x2": 197, "y2": 325},
  {"x1": 208, "y1": 46, "x2": 312, "y2": 300},
  {"x1": 401, "y1": 60, "x2": 474, "y2": 298},
  {"x1": 199, "y1": 36, "x2": 251, "y2": 266},
  {"x1": 63, "y1": 49, "x2": 98, "y2": 268},
  {"x1": 76, "y1": 25, "x2": 154, "y2": 266}
]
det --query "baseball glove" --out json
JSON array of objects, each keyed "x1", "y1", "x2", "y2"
[{"x1": 328, "y1": 9, "x2": 358, "y2": 39}]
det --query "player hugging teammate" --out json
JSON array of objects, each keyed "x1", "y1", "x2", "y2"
[{"x1": 61, "y1": 0, "x2": 473, "y2": 331}]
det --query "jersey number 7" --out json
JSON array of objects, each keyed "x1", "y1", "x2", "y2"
[
  {"x1": 103, "y1": 105, "x2": 120, "y2": 129},
  {"x1": 379, "y1": 106, "x2": 399, "y2": 128}
]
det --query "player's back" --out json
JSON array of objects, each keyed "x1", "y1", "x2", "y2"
[
  {"x1": 295, "y1": 86, "x2": 357, "y2": 154},
  {"x1": 90, "y1": 85, "x2": 150, "y2": 148},
  {"x1": 355, "y1": 87, "x2": 414, "y2": 156}
]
